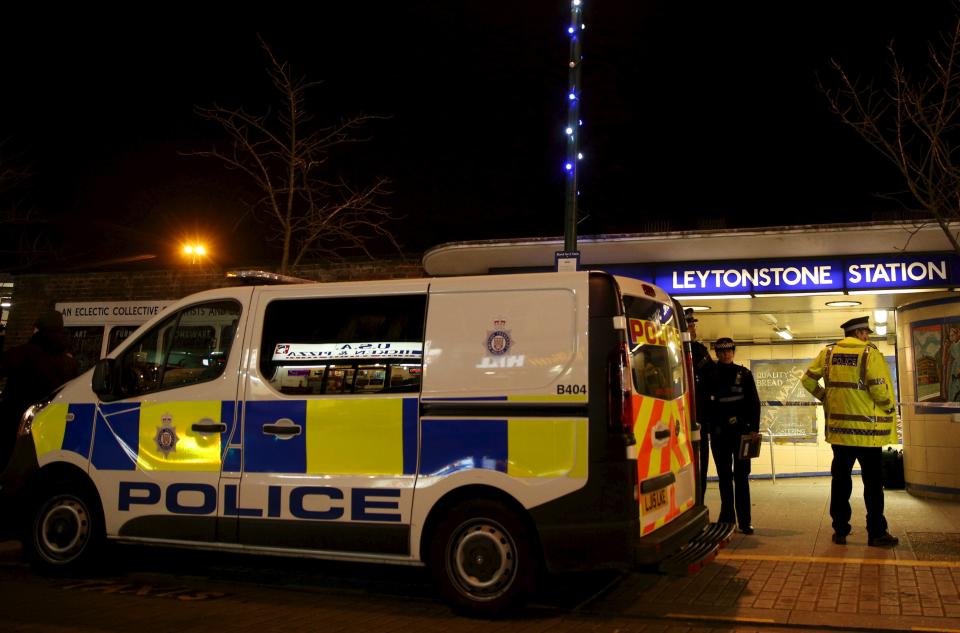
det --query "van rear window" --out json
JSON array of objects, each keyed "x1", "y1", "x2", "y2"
[{"x1": 622, "y1": 296, "x2": 685, "y2": 400}]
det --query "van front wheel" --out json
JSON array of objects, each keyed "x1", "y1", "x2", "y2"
[
  {"x1": 26, "y1": 482, "x2": 103, "y2": 573},
  {"x1": 429, "y1": 499, "x2": 536, "y2": 617}
]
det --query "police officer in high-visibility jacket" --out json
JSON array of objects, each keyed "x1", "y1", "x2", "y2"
[
  {"x1": 801, "y1": 316, "x2": 899, "y2": 547},
  {"x1": 709, "y1": 337, "x2": 760, "y2": 534}
]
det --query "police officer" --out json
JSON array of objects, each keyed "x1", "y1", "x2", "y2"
[
  {"x1": 801, "y1": 316, "x2": 899, "y2": 547},
  {"x1": 709, "y1": 337, "x2": 760, "y2": 534},
  {"x1": 685, "y1": 308, "x2": 715, "y2": 499}
]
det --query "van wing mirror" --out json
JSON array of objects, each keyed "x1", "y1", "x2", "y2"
[{"x1": 91, "y1": 358, "x2": 117, "y2": 398}]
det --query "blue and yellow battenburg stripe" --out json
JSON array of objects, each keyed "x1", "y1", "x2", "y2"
[
  {"x1": 31, "y1": 402, "x2": 95, "y2": 460},
  {"x1": 30, "y1": 397, "x2": 586, "y2": 480},
  {"x1": 244, "y1": 398, "x2": 418, "y2": 475}
]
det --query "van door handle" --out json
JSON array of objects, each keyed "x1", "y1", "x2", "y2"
[
  {"x1": 263, "y1": 418, "x2": 302, "y2": 438},
  {"x1": 192, "y1": 420, "x2": 227, "y2": 433}
]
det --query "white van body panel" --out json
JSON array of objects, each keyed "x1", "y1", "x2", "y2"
[{"x1": 422, "y1": 272, "x2": 588, "y2": 400}]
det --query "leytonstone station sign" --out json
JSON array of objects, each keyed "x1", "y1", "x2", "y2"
[{"x1": 601, "y1": 252, "x2": 959, "y2": 296}]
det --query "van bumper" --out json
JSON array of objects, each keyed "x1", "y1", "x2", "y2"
[{"x1": 634, "y1": 505, "x2": 710, "y2": 565}]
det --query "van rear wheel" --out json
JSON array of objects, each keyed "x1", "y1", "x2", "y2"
[
  {"x1": 429, "y1": 499, "x2": 536, "y2": 617},
  {"x1": 26, "y1": 481, "x2": 103, "y2": 573}
]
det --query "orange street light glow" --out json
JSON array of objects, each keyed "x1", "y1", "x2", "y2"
[{"x1": 181, "y1": 243, "x2": 209, "y2": 263}]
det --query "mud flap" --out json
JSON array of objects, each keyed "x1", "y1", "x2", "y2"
[{"x1": 658, "y1": 522, "x2": 734, "y2": 575}]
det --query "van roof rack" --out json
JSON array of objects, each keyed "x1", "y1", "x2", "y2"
[{"x1": 225, "y1": 269, "x2": 314, "y2": 284}]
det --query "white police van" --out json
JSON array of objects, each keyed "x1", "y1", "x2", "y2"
[{"x1": 1, "y1": 271, "x2": 730, "y2": 615}]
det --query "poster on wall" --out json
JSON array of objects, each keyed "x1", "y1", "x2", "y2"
[
  {"x1": 911, "y1": 316, "x2": 960, "y2": 410},
  {"x1": 750, "y1": 359, "x2": 820, "y2": 441}
]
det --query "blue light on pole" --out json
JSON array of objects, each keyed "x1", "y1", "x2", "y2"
[{"x1": 563, "y1": 0, "x2": 585, "y2": 253}]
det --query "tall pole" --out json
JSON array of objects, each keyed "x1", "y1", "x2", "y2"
[{"x1": 563, "y1": 0, "x2": 585, "y2": 253}]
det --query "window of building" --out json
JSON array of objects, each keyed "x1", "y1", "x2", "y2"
[
  {"x1": 260, "y1": 295, "x2": 426, "y2": 396},
  {"x1": 65, "y1": 326, "x2": 105, "y2": 374},
  {"x1": 108, "y1": 325, "x2": 140, "y2": 353}
]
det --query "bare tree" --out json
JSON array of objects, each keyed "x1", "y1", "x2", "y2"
[
  {"x1": 189, "y1": 37, "x2": 400, "y2": 273},
  {"x1": 819, "y1": 12, "x2": 960, "y2": 254}
]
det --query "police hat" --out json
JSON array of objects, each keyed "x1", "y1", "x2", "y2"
[
  {"x1": 841, "y1": 316, "x2": 873, "y2": 335},
  {"x1": 714, "y1": 337, "x2": 736, "y2": 351},
  {"x1": 684, "y1": 308, "x2": 698, "y2": 323}
]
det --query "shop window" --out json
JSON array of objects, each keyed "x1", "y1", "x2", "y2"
[
  {"x1": 65, "y1": 326, "x2": 105, "y2": 374},
  {"x1": 107, "y1": 325, "x2": 140, "y2": 353},
  {"x1": 260, "y1": 295, "x2": 426, "y2": 396}
]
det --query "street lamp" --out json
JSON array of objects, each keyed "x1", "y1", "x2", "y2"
[{"x1": 182, "y1": 243, "x2": 208, "y2": 265}]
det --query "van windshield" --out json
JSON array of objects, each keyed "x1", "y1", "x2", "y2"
[{"x1": 622, "y1": 296, "x2": 685, "y2": 400}]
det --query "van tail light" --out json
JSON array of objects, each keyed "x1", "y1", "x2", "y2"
[{"x1": 608, "y1": 342, "x2": 636, "y2": 445}]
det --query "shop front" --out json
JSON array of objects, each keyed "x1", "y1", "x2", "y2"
[{"x1": 422, "y1": 221, "x2": 960, "y2": 496}]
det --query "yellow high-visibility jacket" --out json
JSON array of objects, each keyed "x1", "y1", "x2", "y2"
[{"x1": 801, "y1": 336, "x2": 898, "y2": 447}]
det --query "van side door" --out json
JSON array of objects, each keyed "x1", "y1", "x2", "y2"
[{"x1": 237, "y1": 281, "x2": 428, "y2": 558}]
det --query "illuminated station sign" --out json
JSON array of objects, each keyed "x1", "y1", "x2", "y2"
[{"x1": 601, "y1": 253, "x2": 959, "y2": 296}]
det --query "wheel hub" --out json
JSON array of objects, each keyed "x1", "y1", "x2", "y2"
[
  {"x1": 38, "y1": 497, "x2": 89, "y2": 562},
  {"x1": 452, "y1": 523, "x2": 515, "y2": 597}
]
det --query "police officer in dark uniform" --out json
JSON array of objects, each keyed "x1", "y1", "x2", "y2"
[
  {"x1": 685, "y1": 308, "x2": 715, "y2": 499},
  {"x1": 709, "y1": 337, "x2": 761, "y2": 534}
]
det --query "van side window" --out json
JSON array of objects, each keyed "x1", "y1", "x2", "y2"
[
  {"x1": 116, "y1": 300, "x2": 242, "y2": 398},
  {"x1": 623, "y1": 297, "x2": 685, "y2": 400},
  {"x1": 260, "y1": 295, "x2": 426, "y2": 396}
]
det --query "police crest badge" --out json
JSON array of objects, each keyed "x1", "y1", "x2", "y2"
[
  {"x1": 486, "y1": 319, "x2": 513, "y2": 356},
  {"x1": 154, "y1": 413, "x2": 179, "y2": 457}
]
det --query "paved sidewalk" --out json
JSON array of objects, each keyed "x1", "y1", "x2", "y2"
[{"x1": 589, "y1": 476, "x2": 960, "y2": 631}]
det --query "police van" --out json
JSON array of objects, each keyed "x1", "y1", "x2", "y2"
[{"x1": 2, "y1": 271, "x2": 730, "y2": 615}]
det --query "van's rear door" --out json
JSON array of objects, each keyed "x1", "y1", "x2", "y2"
[{"x1": 618, "y1": 287, "x2": 697, "y2": 535}]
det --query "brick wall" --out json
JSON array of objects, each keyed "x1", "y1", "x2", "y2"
[{"x1": 4, "y1": 260, "x2": 424, "y2": 348}]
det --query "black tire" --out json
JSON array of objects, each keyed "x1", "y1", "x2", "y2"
[
  {"x1": 25, "y1": 480, "x2": 104, "y2": 574},
  {"x1": 428, "y1": 498, "x2": 536, "y2": 617}
]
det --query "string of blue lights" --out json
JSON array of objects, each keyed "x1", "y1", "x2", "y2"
[{"x1": 563, "y1": 0, "x2": 585, "y2": 252}]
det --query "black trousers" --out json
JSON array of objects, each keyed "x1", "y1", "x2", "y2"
[
  {"x1": 711, "y1": 430, "x2": 751, "y2": 527},
  {"x1": 830, "y1": 444, "x2": 888, "y2": 538}
]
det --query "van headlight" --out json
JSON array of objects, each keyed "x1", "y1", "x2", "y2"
[{"x1": 18, "y1": 394, "x2": 56, "y2": 436}]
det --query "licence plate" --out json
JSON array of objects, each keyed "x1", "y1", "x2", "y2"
[{"x1": 642, "y1": 488, "x2": 668, "y2": 513}]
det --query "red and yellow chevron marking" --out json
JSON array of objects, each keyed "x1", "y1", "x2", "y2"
[{"x1": 635, "y1": 392, "x2": 696, "y2": 535}]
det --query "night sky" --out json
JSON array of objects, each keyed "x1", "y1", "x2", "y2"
[{"x1": 0, "y1": 2, "x2": 952, "y2": 270}]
